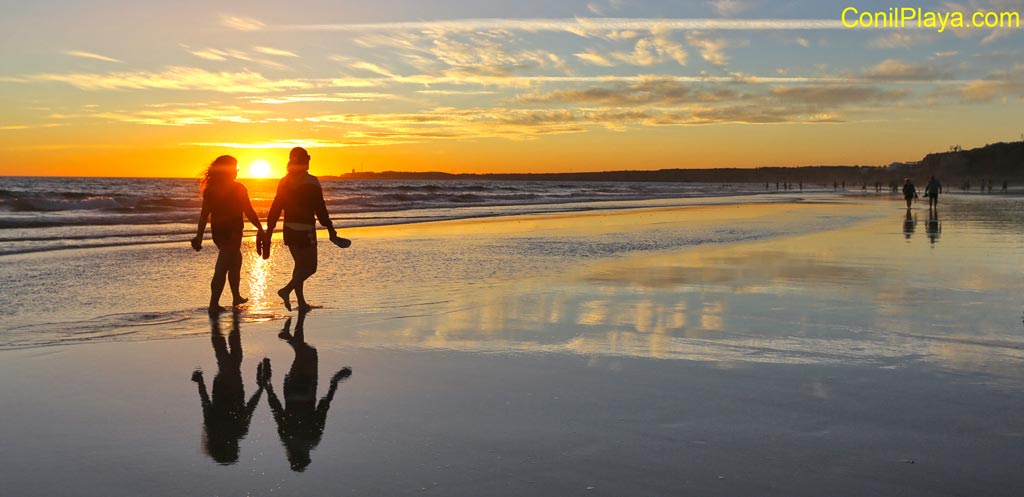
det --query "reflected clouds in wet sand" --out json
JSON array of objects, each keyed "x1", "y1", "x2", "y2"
[
  {"x1": 263, "y1": 310, "x2": 352, "y2": 472},
  {"x1": 329, "y1": 204, "x2": 1022, "y2": 382}
]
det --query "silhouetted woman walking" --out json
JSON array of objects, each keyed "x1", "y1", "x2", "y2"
[
  {"x1": 192, "y1": 155, "x2": 265, "y2": 312},
  {"x1": 902, "y1": 178, "x2": 917, "y2": 210}
]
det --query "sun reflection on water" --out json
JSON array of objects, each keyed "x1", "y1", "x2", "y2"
[{"x1": 246, "y1": 246, "x2": 272, "y2": 311}]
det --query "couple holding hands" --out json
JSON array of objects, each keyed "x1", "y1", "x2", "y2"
[{"x1": 192, "y1": 147, "x2": 349, "y2": 313}]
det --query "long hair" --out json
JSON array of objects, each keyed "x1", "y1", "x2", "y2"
[{"x1": 200, "y1": 155, "x2": 238, "y2": 194}]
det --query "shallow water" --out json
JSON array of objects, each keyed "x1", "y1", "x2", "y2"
[{"x1": 0, "y1": 194, "x2": 833, "y2": 348}]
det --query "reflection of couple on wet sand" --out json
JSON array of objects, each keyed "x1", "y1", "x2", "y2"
[
  {"x1": 901, "y1": 176, "x2": 942, "y2": 243},
  {"x1": 190, "y1": 311, "x2": 265, "y2": 464},
  {"x1": 192, "y1": 309, "x2": 351, "y2": 470},
  {"x1": 268, "y1": 311, "x2": 352, "y2": 471},
  {"x1": 192, "y1": 147, "x2": 346, "y2": 312},
  {"x1": 902, "y1": 205, "x2": 941, "y2": 243}
]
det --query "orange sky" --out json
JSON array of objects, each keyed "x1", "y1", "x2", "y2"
[{"x1": 1, "y1": 2, "x2": 1021, "y2": 177}]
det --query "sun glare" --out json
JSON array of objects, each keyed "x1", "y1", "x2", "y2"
[{"x1": 248, "y1": 160, "x2": 272, "y2": 178}]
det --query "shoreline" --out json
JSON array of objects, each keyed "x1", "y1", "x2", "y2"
[
  {"x1": 1, "y1": 195, "x2": 858, "y2": 350},
  {"x1": 0, "y1": 191, "x2": 806, "y2": 256}
]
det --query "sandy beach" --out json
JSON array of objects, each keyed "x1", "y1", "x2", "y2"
[{"x1": 2, "y1": 193, "x2": 1024, "y2": 496}]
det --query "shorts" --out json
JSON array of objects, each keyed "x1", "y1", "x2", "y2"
[{"x1": 283, "y1": 227, "x2": 316, "y2": 248}]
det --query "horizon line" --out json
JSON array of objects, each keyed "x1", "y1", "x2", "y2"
[{"x1": 1, "y1": 163, "x2": 922, "y2": 180}]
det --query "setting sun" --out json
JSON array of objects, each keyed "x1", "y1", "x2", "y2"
[{"x1": 248, "y1": 160, "x2": 272, "y2": 178}]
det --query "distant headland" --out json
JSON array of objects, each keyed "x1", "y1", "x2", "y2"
[{"x1": 328, "y1": 141, "x2": 1024, "y2": 184}]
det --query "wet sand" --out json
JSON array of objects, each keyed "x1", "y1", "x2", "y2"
[{"x1": 2, "y1": 194, "x2": 1023, "y2": 496}]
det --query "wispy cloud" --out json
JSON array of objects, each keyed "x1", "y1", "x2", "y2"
[
  {"x1": 708, "y1": 0, "x2": 748, "y2": 17},
  {"x1": 575, "y1": 50, "x2": 615, "y2": 67},
  {"x1": 350, "y1": 61, "x2": 399, "y2": 78},
  {"x1": 608, "y1": 34, "x2": 689, "y2": 66},
  {"x1": 956, "y1": 66, "x2": 1024, "y2": 102},
  {"x1": 244, "y1": 92, "x2": 398, "y2": 104},
  {"x1": 869, "y1": 31, "x2": 936, "y2": 49},
  {"x1": 249, "y1": 17, "x2": 842, "y2": 34},
  {"x1": 187, "y1": 138, "x2": 404, "y2": 148},
  {"x1": 221, "y1": 16, "x2": 265, "y2": 31},
  {"x1": 64, "y1": 50, "x2": 122, "y2": 63},
  {"x1": 518, "y1": 77, "x2": 720, "y2": 106},
  {"x1": 424, "y1": 33, "x2": 570, "y2": 77},
  {"x1": 48, "y1": 104, "x2": 273, "y2": 126},
  {"x1": 190, "y1": 49, "x2": 228, "y2": 61},
  {"x1": 771, "y1": 85, "x2": 911, "y2": 106},
  {"x1": 415, "y1": 89, "x2": 498, "y2": 95},
  {"x1": 863, "y1": 59, "x2": 953, "y2": 81},
  {"x1": 0, "y1": 123, "x2": 67, "y2": 131},
  {"x1": 686, "y1": 32, "x2": 735, "y2": 66},
  {"x1": 253, "y1": 46, "x2": 300, "y2": 58},
  {"x1": 186, "y1": 48, "x2": 291, "y2": 69},
  {"x1": 24, "y1": 66, "x2": 314, "y2": 93}
]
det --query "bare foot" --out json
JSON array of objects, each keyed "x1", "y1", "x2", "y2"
[
  {"x1": 297, "y1": 302, "x2": 321, "y2": 312},
  {"x1": 277, "y1": 288, "x2": 292, "y2": 311},
  {"x1": 278, "y1": 317, "x2": 293, "y2": 340},
  {"x1": 208, "y1": 304, "x2": 226, "y2": 314},
  {"x1": 232, "y1": 296, "x2": 249, "y2": 307}
]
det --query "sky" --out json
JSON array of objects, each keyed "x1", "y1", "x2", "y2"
[{"x1": 1, "y1": 0, "x2": 1022, "y2": 177}]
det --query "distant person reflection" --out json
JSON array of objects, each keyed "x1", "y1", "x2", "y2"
[
  {"x1": 261, "y1": 309, "x2": 352, "y2": 472},
  {"x1": 191, "y1": 311, "x2": 267, "y2": 464},
  {"x1": 903, "y1": 210, "x2": 916, "y2": 239},
  {"x1": 926, "y1": 209, "x2": 941, "y2": 244}
]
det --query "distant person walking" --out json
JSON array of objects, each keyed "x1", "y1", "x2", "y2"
[
  {"x1": 192, "y1": 155, "x2": 265, "y2": 313},
  {"x1": 902, "y1": 178, "x2": 917, "y2": 209},
  {"x1": 265, "y1": 147, "x2": 342, "y2": 311},
  {"x1": 924, "y1": 176, "x2": 942, "y2": 209}
]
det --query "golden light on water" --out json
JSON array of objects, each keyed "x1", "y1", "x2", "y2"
[{"x1": 246, "y1": 248, "x2": 271, "y2": 309}]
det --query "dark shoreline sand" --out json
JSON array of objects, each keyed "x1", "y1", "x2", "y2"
[{"x1": 2, "y1": 194, "x2": 1023, "y2": 496}]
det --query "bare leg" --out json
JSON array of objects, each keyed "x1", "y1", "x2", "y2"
[
  {"x1": 225, "y1": 236, "x2": 247, "y2": 306},
  {"x1": 210, "y1": 247, "x2": 230, "y2": 312},
  {"x1": 279, "y1": 241, "x2": 318, "y2": 311},
  {"x1": 294, "y1": 281, "x2": 306, "y2": 310}
]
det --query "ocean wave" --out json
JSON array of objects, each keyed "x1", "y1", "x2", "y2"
[
  {"x1": 0, "y1": 177, "x2": 783, "y2": 256},
  {"x1": 9, "y1": 195, "x2": 123, "y2": 212}
]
